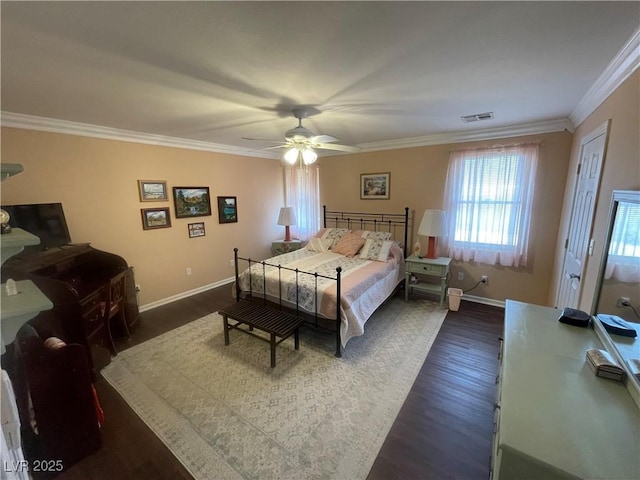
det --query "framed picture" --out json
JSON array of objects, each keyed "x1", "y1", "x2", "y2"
[
  {"x1": 217, "y1": 196, "x2": 238, "y2": 224},
  {"x1": 188, "y1": 222, "x2": 206, "y2": 238},
  {"x1": 360, "y1": 172, "x2": 390, "y2": 200},
  {"x1": 138, "y1": 180, "x2": 168, "y2": 202},
  {"x1": 173, "y1": 187, "x2": 212, "y2": 218},
  {"x1": 141, "y1": 207, "x2": 171, "y2": 230}
]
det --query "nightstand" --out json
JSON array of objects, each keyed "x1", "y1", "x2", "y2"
[
  {"x1": 405, "y1": 255, "x2": 451, "y2": 306},
  {"x1": 271, "y1": 239, "x2": 303, "y2": 256}
]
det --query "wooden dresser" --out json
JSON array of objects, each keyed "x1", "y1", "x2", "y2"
[
  {"x1": 492, "y1": 300, "x2": 640, "y2": 480},
  {"x1": 2, "y1": 244, "x2": 140, "y2": 375}
]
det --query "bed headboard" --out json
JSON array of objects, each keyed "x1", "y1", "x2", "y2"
[{"x1": 323, "y1": 206, "x2": 410, "y2": 258}]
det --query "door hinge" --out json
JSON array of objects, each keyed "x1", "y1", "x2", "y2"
[
  {"x1": 576, "y1": 163, "x2": 581, "y2": 175},
  {"x1": 564, "y1": 238, "x2": 569, "y2": 249}
]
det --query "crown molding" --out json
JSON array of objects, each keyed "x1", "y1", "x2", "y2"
[
  {"x1": 570, "y1": 27, "x2": 640, "y2": 127},
  {"x1": 356, "y1": 117, "x2": 574, "y2": 153},
  {"x1": 1, "y1": 111, "x2": 574, "y2": 158},
  {"x1": 0, "y1": 112, "x2": 268, "y2": 158}
]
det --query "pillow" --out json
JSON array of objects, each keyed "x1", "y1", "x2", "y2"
[
  {"x1": 332, "y1": 232, "x2": 366, "y2": 257},
  {"x1": 306, "y1": 237, "x2": 332, "y2": 253},
  {"x1": 355, "y1": 230, "x2": 392, "y2": 242},
  {"x1": 317, "y1": 228, "x2": 351, "y2": 249},
  {"x1": 360, "y1": 238, "x2": 395, "y2": 262}
]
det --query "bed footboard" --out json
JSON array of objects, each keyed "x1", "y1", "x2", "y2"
[{"x1": 232, "y1": 248, "x2": 343, "y2": 357}]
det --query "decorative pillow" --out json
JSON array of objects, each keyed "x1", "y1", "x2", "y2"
[
  {"x1": 355, "y1": 230, "x2": 392, "y2": 242},
  {"x1": 306, "y1": 237, "x2": 332, "y2": 253},
  {"x1": 318, "y1": 228, "x2": 351, "y2": 249},
  {"x1": 359, "y1": 238, "x2": 395, "y2": 262},
  {"x1": 332, "y1": 232, "x2": 366, "y2": 257}
]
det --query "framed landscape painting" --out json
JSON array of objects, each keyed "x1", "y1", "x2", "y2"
[
  {"x1": 360, "y1": 172, "x2": 390, "y2": 200},
  {"x1": 141, "y1": 207, "x2": 171, "y2": 230},
  {"x1": 138, "y1": 180, "x2": 168, "y2": 202},
  {"x1": 217, "y1": 196, "x2": 238, "y2": 224},
  {"x1": 173, "y1": 187, "x2": 212, "y2": 218}
]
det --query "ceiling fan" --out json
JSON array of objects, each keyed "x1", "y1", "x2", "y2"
[{"x1": 244, "y1": 108, "x2": 360, "y2": 165}]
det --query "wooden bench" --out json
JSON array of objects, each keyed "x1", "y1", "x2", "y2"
[{"x1": 218, "y1": 300, "x2": 305, "y2": 367}]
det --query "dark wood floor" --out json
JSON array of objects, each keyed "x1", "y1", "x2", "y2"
[{"x1": 57, "y1": 286, "x2": 504, "y2": 480}]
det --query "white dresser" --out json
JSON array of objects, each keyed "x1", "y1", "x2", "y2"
[{"x1": 492, "y1": 300, "x2": 640, "y2": 480}]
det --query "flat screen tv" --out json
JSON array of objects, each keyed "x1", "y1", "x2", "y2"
[{"x1": 2, "y1": 202, "x2": 72, "y2": 252}]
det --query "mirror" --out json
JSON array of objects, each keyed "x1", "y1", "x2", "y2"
[{"x1": 592, "y1": 190, "x2": 640, "y2": 396}]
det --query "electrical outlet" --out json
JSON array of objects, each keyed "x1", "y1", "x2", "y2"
[
  {"x1": 135, "y1": 284, "x2": 141, "y2": 292},
  {"x1": 481, "y1": 275, "x2": 489, "y2": 285},
  {"x1": 186, "y1": 267, "x2": 192, "y2": 276},
  {"x1": 617, "y1": 296, "x2": 631, "y2": 307},
  {"x1": 457, "y1": 272, "x2": 464, "y2": 280},
  {"x1": 229, "y1": 259, "x2": 235, "y2": 267}
]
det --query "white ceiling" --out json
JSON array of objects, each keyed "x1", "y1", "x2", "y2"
[{"x1": 1, "y1": 2, "x2": 639, "y2": 157}]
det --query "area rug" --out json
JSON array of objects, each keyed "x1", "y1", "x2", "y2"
[{"x1": 101, "y1": 295, "x2": 447, "y2": 480}]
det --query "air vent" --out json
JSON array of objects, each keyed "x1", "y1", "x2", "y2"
[{"x1": 461, "y1": 112, "x2": 494, "y2": 123}]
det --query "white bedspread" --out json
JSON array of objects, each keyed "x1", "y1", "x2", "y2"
[{"x1": 237, "y1": 244, "x2": 405, "y2": 346}]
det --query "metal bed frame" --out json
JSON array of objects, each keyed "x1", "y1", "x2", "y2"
[{"x1": 232, "y1": 206, "x2": 410, "y2": 357}]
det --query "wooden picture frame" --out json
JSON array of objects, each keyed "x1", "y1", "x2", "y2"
[
  {"x1": 217, "y1": 196, "x2": 238, "y2": 224},
  {"x1": 138, "y1": 180, "x2": 168, "y2": 202},
  {"x1": 360, "y1": 172, "x2": 390, "y2": 200},
  {"x1": 141, "y1": 207, "x2": 171, "y2": 230},
  {"x1": 188, "y1": 222, "x2": 206, "y2": 238},
  {"x1": 173, "y1": 187, "x2": 212, "y2": 218}
]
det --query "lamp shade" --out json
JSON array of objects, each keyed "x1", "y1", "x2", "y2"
[
  {"x1": 418, "y1": 210, "x2": 446, "y2": 237},
  {"x1": 277, "y1": 207, "x2": 296, "y2": 242},
  {"x1": 418, "y1": 210, "x2": 446, "y2": 258},
  {"x1": 277, "y1": 207, "x2": 297, "y2": 226},
  {"x1": 301, "y1": 147, "x2": 318, "y2": 165},
  {"x1": 284, "y1": 147, "x2": 299, "y2": 165},
  {"x1": 283, "y1": 145, "x2": 318, "y2": 166}
]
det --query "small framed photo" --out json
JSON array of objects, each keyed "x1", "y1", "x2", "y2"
[
  {"x1": 141, "y1": 207, "x2": 171, "y2": 230},
  {"x1": 360, "y1": 172, "x2": 390, "y2": 200},
  {"x1": 138, "y1": 180, "x2": 168, "y2": 202},
  {"x1": 173, "y1": 187, "x2": 212, "y2": 218},
  {"x1": 188, "y1": 222, "x2": 206, "y2": 238},
  {"x1": 217, "y1": 196, "x2": 238, "y2": 224}
]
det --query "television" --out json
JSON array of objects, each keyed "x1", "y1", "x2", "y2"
[{"x1": 2, "y1": 202, "x2": 72, "y2": 252}]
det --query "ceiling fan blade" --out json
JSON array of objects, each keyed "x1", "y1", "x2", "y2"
[
  {"x1": 250, "y1": 144, "x2": 289, "y2": 152},
  {"x1": 242, "y1": 136, "x2": 284, "y2": 144},
  {"x1": 311, "y1": 134, "x2": 338, "y2": 144},
  {"x1": 315, "y1": 143, "x2": 361, "y2": 153}
]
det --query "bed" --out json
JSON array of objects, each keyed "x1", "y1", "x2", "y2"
[{"x1": 232, "y1": 207, "x2": 410, "y2": 357}]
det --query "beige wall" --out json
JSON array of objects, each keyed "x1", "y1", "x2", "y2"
[
  {"x1": 1, "y1": 128, "x2": 284, "y2": 308},
  {"x1": 551, "y1": 70, "x2": 640, "y2": 313},
  {"x1": 319, "y1": 130, "x2": 574, "y2": 305},
  {"x1": 2, "y1": 71, "x2": 636, "y2": 310}
]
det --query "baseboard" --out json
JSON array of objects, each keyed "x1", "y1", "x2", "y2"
[
  {"x1": 139, "y1": 279, "x2": 505, "y2": 313},
  {"x1": 139, "y1": 277, "x2": 235, "y2": 313},
  {"x1": 461, "y1": 293, "x2": 505, "y2": 309}
]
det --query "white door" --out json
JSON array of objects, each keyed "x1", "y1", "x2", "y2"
[{"x1": 556, "y1": 121, "x2": 609, "y2": 309}]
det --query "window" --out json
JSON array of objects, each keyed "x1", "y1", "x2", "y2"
[
  {"x1": 284, "y1": 164, "x2": 321, "y2": 241},
  {"x1": 442, "y1": 144, "x2": 538, "y2": 267}
]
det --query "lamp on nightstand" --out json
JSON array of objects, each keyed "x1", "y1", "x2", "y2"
[
  {"x1": 418, "y1": 210, "x2": 446, "y2": 259},
  {"x1": 277, "y1": 207, "x2": 297, "y2": 242}
]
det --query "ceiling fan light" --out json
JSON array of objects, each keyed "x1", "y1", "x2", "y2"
[
  {"x1": 302, "y1": 147, "x2": 317, "y2": 165},
  {"x1": 284, "y1": 147, "x2": 299, "y2": 165}
]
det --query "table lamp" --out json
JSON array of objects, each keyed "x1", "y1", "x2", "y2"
[
  {"x1": 418, "y1": 210, "x2": 446, "y2": 259},
  {"x1": 277, "y1": 207, "x2": 297, "y2": 242}
]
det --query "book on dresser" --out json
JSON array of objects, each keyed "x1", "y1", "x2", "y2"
[{"x1": 585, "y1": 348, "x2": 626, "y2": 382}]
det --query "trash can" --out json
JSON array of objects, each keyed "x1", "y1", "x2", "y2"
[{"x1": 447, "y1": 288, "x2": 463, "y2": 311}]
